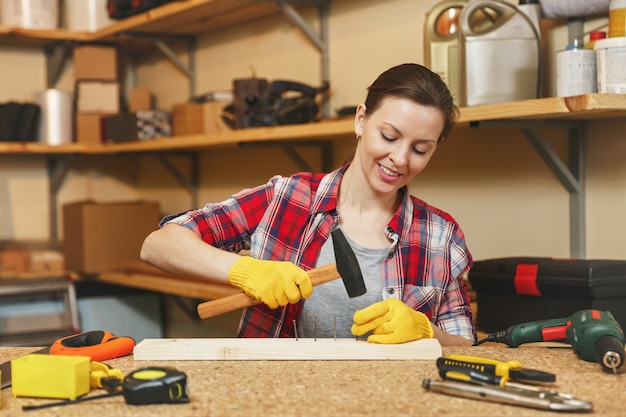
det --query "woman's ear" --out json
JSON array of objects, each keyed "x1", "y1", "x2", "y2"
[{"x1": 354, "y1": 103, "x2": 366, "y2": 138}]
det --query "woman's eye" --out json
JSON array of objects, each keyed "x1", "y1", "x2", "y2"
[
  {"x1": 381, "y1": 132, "x2": 395, "y2": 142},
  {"x1": 413, "y1": 147, "x2": 427, "y2": 155}
]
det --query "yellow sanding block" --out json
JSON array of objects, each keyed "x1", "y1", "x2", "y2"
[{"x1": 11, "y1": 354, "x2": 90, "y2": 400}]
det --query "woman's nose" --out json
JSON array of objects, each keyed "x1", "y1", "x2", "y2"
[{"x1": 389, "y1": 146, "x2": 409, "y2": 166}]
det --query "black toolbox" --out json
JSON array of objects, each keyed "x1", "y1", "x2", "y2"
[{"x1": 468, "y1": 257, "x2": 626, "y2": 332}]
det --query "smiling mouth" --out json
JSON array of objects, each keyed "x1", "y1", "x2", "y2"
[{"x1": 379, "y1": 164, "x2": 400, "y2": 177}]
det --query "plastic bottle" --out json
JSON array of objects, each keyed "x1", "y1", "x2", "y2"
[
  {"x1": 610, "y1": 0, "x2": 626, "y2": 37},
  {"x1": 518, "y1": 0, "x2": 542, "y2": 40},
  {"x1": 586, "y1": 31, "x2": 607, "y2": 49},
  {"x1": 556, "y1": 43, "x2": 596, "y2": 97}
]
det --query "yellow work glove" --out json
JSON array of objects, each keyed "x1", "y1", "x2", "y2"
[
  {"x1": 227, "y1": 257, "x2": 313, "y2": 309},
  {"x1": 351, "y1": 298, "x2": 434, "y2": 344}
]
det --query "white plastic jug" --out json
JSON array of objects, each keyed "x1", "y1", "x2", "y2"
[
  {"x1": 423, "y1": 0, "x2": 468, "y2": 103},
  {"x1": 458, "y1": 0, "x2": 541, "y2": 106}
]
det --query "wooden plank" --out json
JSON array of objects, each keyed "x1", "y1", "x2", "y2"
[{"x1": 133, "y1": 338, "x2": 443, "y2": 361}]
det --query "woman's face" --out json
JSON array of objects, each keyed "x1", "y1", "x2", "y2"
[{"x1": 354, "y1": 96, "x2": 444, "y2": 195}]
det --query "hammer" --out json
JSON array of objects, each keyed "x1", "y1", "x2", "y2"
[{"x1": 196, "y1": 228, "x2": 366, "y2": 319}]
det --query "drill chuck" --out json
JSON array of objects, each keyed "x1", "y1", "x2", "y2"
[{"x1": 594, "y1": 335, "x2": 625, "y2": 373}]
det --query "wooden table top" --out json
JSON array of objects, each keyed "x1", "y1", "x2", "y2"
[{"x1": 0, "y1": 344, "x2": 622, "y2": 416}]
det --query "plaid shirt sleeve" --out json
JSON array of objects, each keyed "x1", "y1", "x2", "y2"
[{"x1": 160, "y1": 176, "x2": 280, "y2": 253}]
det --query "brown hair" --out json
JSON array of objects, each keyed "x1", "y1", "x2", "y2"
[{"x1": 364, "y1": 63, "x2": 458, "y2": 143}]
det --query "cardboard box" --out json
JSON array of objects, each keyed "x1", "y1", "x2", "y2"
[
  {"x1": 171, "y1": 102, "x2": 228, "y2": 136},
  {"x1": 0, "y1": 248, "x2": 30, "y2": 274},
  {"x1": 129, "y1": 88, "x2": 153, "y2": 112},
  {"x1": 73, "y1": 45, "x2": 118, "y2": 81},
  {"x1": 468, "y1": 257, "x2": 626, "y2": 332},
  {"x1": 76, "y1": 81, "x2": 120, "y2": 113},
  {"x1": 29, "y1": 250, "x2": 65, "y2": 273},
  {"x1": 62, "y1": 201, "x2": 161, "y2": 273},
  {"x1": 75, "y1": 113, "x2": 105, "y2": 145}
]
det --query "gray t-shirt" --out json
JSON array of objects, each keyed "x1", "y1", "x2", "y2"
[{"x1": 299, "y1": 231, "x2": 387, "y2": 338}]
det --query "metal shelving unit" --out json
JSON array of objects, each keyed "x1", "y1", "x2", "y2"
[{"x1": 2, "y1": 2, "x2": 626, "y2": 257}]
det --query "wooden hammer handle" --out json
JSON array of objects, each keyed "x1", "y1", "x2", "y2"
[{"x1": 196, "y1": 264, "x2": 341, "y2": 319}]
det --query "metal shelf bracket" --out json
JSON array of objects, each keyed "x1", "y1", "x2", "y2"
[
  {"x1": 240, "y1": 139, "x2": 334, "y2": 172},
  {"x1": 45, "y1": 42, "x2": 73, "y2": 88},
  {"x1": 153, "y1": 153, "x2": 200, "y2": 208},
  {"x1": 47, "y1": 156, "x2": 70, "y2": 247},
  {"x1": 471, "y1": 120, "x2": 586, "y2": 258}
]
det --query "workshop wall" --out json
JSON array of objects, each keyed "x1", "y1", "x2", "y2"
[
  {"x1": 130, "y1": 0, "x2": 577, "y2": 260},
  {"x1": 0, "y1": 0, "x2": 623, "y2": 263}
]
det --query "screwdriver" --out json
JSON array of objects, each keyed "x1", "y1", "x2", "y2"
[{"x1": 437, "y1": 355, "x2": 556, "y2": 386}]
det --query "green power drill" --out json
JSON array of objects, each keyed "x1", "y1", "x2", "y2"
[{"x1": 475, "y1": 309, "x2": 626, "y2": 373}]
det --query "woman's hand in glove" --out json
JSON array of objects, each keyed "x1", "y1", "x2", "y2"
[
  {"x1": 227, "y1": 257, "x2": 313, "y2": 309},
  {"x1": 351, "y1": 298, "x2": 434, "y2": 344}
]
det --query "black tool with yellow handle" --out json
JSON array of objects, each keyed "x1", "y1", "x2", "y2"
[
  {"x1": 436, "y1": 355, "x2": 556, "y2": 386},
  {"x1": 196, "y1": 228, "x2": 366, "y2": 319}
]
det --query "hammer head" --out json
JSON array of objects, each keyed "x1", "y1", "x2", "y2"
[{"x1": 331, "y1": 228, "x2": 367, "y2": 298}]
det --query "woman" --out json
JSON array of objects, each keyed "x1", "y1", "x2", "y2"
[{"x1": 140, "y1": 63, "x2": 476, "y2": 346}]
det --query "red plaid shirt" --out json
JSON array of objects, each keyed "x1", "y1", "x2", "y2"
[{"x1": 162, "y1": 165, "x2": 476, "y2": 341}]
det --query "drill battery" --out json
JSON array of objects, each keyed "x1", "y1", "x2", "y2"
[{"x1": 468, "y1": 257, "x2": 626, "y2": 333}]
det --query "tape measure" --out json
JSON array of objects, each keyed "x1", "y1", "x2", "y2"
[
  {"x1": 123, "y1": 367, "x2": 189, "y2": 405},
  {"x1": 22, "y1": 367, "x2": 189, "y2": 411}
]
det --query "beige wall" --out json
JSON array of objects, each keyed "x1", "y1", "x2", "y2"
[{"x1": 0, "y1": 0, "x2": 622, "y2": 261}]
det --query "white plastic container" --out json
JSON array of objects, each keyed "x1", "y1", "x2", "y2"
[
  {"x1": 458, "y1": 0, "x2": 542, "y2": 106},
  {"x1": 556, "y1": 45, "x2": 597, "y2": 97},
  {"x1": 594, "y1": 37, "x2": 626, "y2": 93},
  {"x1": 64, "y1": 0, "x2": 113, "y2": 32},
  {"x1": 1, "y1": 0, "x2": 58, "y2": 29}
]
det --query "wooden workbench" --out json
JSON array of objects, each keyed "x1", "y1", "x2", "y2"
[{"x1": 0, "y1": 344, "x2": 622, "y2": 416}]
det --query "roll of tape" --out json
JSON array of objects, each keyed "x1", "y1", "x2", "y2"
[{"x1": 36, "y1": 89, "x2": 72, "y2": 146}]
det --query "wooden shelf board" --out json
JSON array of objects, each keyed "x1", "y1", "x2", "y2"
[
  {"x1": 1, "y1": 95, "x2": 625, "y2": 156},
  {"x1": 89, "y1": 0, "x2": 282, "y2": 41},
  {"x1": 0, "y1": 118, "x2": 355, "y2": 155},
  {"x1": 0, "y1": 26, "x2": 87, "y2": 46},
  {"x1": 0, "y1": 142, "x2": 89, "y2": 154},
  {"x1": 458, "y1": 93, "x2": 626, "y2": 124},
  {"x1": 0, "y1": 0, "x2": 288, "y2": 46}
]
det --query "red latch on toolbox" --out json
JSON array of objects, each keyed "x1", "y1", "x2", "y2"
[{"x1": 514, "y1": 263, "x2": 542, "y2": 296}]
